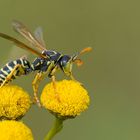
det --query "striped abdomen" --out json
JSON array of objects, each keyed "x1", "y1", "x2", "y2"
[{"x1": 0, "y1": 58, "x2": 32, "y2": 87}]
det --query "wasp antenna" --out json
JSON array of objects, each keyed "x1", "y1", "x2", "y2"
[
  {"x1": 74, "y1": 59, "x2": 84, "y2": 66},
  {"x1": 72, "y1": 47, "x2": 92, "y2": 62},
  {"x1": 80, "y1": 47, "x2": 92, "y2": 55}
]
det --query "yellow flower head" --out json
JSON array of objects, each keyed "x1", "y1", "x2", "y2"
[
  {"x1": 41, "y1": 80, "x2": 90, "y2": 118},
  {"x1": 0, "y1": 120, "x2": 33, "y2": 140},
  {"x1": 0, "y1": 85, "x2": 31, "y2": 120}
]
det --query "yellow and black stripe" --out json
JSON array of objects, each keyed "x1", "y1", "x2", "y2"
[{"x1": 0, "y1": 59, "x2": 30, "y2": 87}]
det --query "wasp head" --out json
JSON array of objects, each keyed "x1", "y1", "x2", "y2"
[
  {"x1": 59, "y1": 55, "x2": 73, "y2": 76},
  {"x1": 59, "y1": 47, "x2": 92, "y2": 76}
]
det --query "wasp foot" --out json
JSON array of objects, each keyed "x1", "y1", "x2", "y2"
[
  {"x1": 72, "y1": 79, "x2": 84, "y2": 86},
  {"x1": 54, "y1": 92, "x2": 61, "y2": 103},
  {"x1": 33, "y1": 95, "x2": 42, "y2": 107}
]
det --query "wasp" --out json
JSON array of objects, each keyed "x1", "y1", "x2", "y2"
[{"x1": 0, "y1": 20, "x2": 92, "y2": 107}]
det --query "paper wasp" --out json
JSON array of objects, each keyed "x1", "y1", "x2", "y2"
[{"x1": 0, "y1": 20, "x2": 92, "y2": 107}]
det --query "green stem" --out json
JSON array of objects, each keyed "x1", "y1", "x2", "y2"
[{"x1": 44, "y1": 117, "x2": 63, "y2": 140}]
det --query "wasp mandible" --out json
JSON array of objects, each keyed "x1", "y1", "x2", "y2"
[{"x1": 0, "y1": 20, "x2": 92, "y2": 107}]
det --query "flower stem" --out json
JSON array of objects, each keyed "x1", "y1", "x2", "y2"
[{"x1": 44, "y1": 117, "x2": 63, "y2": 140}]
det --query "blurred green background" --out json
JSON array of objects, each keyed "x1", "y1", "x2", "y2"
[{"x1": 0, "y1": 0, "x2": 139, "y2": 140}]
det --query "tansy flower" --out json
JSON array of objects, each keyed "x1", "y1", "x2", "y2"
[
  {"x1": 0, "y1": 85, "x2": 31, "y2": 120},
  {"x1": 41, "y1": 80, "x2": 90, "y2": 118},
  {"x1": 0, "y1": 120, "x2": 33, "y2": 140}
]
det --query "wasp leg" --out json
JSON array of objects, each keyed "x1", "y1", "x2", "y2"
[
  {"x1": 49, "y1": 66, "x2": 60, "y2": 102},
  {"x1": 51, "y1": 75, "x2": 61, "y2": 102},
  {"x1": 51, "y1": 75, "x2": 56, "y2": 89},
  {"x1": 49, "y1": 65, "x2": 60, "y2": 102},
  {"x1": 32, "y1": 72, "x2": 44, "y2": 107},
  {"x1": 0, "y1": 64, "x2": 22, "y2": 87},
  {"x1": 70, "y1": 73, "x2": 83, "y2": 86}
]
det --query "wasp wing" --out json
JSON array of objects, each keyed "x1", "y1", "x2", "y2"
[
  {"x1": 34, "y1": 27, "x2": 46, "y2": 48},
  {"x1": 0, "y1": 33, "x2": 46, "y2": 58},
  {"x1": 12, "y1": 20, "x2": 46, "y2": 51}
]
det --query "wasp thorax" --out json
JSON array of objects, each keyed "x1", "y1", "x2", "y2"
[{"x1": 59, "y1": 55, "x2": 72, "y2": 76}]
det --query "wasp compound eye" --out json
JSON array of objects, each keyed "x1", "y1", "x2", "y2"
[{"x1": 60, "y1": 55, "x2": 71, "y2": 67}]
